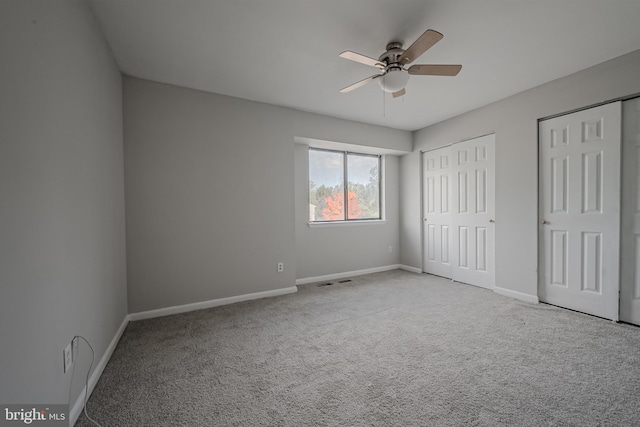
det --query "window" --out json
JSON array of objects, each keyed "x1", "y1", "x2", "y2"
[{"x1": 308, "y1": 148, "x2": 381, "y2": 222}]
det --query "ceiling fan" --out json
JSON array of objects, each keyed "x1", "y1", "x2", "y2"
[{"x1": 339, "y1": 29, "x2": 462, "y2": 98}]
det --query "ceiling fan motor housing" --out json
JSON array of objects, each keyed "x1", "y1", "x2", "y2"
[
  {"x1": 378, "y1": 42, "x2": 404, "y2": 66},
  {"x1": 378, "y1": 42, "x2": 409, "y2": 92}
]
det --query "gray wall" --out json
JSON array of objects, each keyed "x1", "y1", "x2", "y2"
[
  {"x1": 124, "y1": 77, "x2": 411, "y2": 313},
  {"x1": 401, "y1": 50, "x2": 640, "y2": 298},
  {"x1": 0, "y1": 0, "x2": 127, "y2": 406}
]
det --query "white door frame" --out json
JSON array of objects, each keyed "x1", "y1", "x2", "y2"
[{"x1": 620, "y1": 97, "x2": 640, "y2": 326}]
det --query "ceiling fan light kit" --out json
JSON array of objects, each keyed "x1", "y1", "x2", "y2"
[
  {"x1": 339, "y1": 29, "x2": 462, "y2": 97},
  {"x1": 378, "y1": 68, "x2": 409, "y2": 92}
]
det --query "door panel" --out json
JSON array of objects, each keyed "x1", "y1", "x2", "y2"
[
  {"x1": 550, "y1": 230, "x2": 567, "y2": 286},
  {"x1": 539, "y1": 102, "x2": 621, "y2": 320},
  {"x1": 476, "y1": 227, "x2": 487, "y2": 271},
  {"x1": 621, "y1": 97, "x2": 640, "y2": 325},
  {"x1": 422, "y1": 147, "x2": 453, "y2": 278},
  {"x1": 458, "y1": 226, "x2": 468, "y2": 268},
  {"x1": 451, "y1": 134, "x2": 496, "y2": 289}
]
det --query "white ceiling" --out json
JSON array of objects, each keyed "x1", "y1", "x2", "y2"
[{"x1": 89, "y1": 0, "x2": 640, "y2": 132}]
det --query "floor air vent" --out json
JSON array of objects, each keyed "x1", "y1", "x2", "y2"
[{"x1": 318, "y1": 279, "x2": 352, "y2": 287}]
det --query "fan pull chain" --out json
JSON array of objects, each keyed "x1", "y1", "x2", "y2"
[{"x1": 382, "y1": 88, "x2": 386, "y2": 117}]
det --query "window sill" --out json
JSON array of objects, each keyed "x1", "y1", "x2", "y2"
[{"x1": 308, "y1": 220, "x2": 387, "y2": 228}]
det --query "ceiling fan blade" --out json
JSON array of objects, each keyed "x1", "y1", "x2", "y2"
[
  {"x1": 392, "y1": 88, "x2": 406, "y2": 98},
  {"x1": 398, "y1": 29, "x2": 444, "y2": 65},
  {"x1": 408, "y1": 64, "x2": 462, "y2": 76},
  {"x1": 339, "y1": 51, "x2": 385, "y2": 69},
  {"x1": 339, "y1": 74, "x2": 380, "y2": 93}
]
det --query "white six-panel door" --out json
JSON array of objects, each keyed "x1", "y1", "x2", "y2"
[
  {"x1": 422, "y1": 147, "x2": 453, "y2": 278},
  {"x1": 451, "y1": 135, "x2": 496, "y2": 289},
  {"x1": 539, "y1": 102, "x2": 621, "y2": 321},
  {"x1": 422, "y1": 134, "x2": 495, "y2": 289},
  {"x1": 621, "y1": 98, "x2": 640, "y2": 326}
]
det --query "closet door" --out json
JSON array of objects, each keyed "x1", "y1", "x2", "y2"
[
  {"x1": 451, "y1": 134, "x2": 496, "y2": 289},
  {"x1": 621, "y1": 98, "x2": 640, "y2": 326},
  {"x1": 539, "y1": 102, "x2": 621, "y2": 321},
  {"x1": 422, "y1": 147, "x2": 453, "y2": 278}
]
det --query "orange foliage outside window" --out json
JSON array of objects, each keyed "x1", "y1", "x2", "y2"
[{"x1": 321, "y1": 191, "x2": 362, "y2": 220}]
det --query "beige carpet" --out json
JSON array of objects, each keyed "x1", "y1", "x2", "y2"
[{"x1": 76, "y1": 270, "x2": 640, "y2": 426}]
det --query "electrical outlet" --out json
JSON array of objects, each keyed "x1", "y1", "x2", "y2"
[
  {"x1": 277, "y1": 262, "x2": 284, "y2": 272},
  {"x1": 388, "y1": 245, "x2": 393, "y2": 253},
  {"x1": 72, "y1": 337, "x2": 79, "y2": 363},
  {"x1": 63, "y1": 343, "x2": 73, "y2": 373}
]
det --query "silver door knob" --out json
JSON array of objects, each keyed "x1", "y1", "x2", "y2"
[{"x1": 489, "y1": 219, "x2": 495, "y2": 223}]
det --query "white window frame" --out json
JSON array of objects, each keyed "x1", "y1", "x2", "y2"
[{"x1": 308, "y1": 147, "x2": 386, "y2": 227}]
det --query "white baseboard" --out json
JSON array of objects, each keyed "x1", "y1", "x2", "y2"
[
  {"x1": 296, "y1": 264, "x2": 413, "y2": 285},
  {"x1": 493, "y1": 286, "x2": 539, "y2": 304},
  {"x1": 128, "y1": 286, "x2": 298, "y2": 321},
  {"x1": 398, "y1": 264, "x2": 422, "y2": 274},
  {"x1": 69, "y1": 315, "x2": 129, "y2": 427}
]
